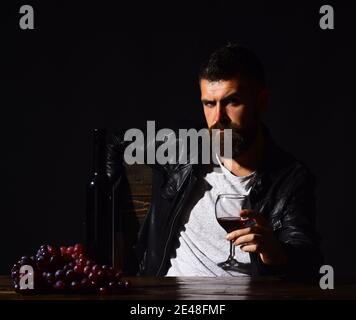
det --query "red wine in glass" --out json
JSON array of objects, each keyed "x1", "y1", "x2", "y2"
[
  {"x1": 215, "y1": 194, "x2": 252, "y2": 272},
  {"x1": 217, "y1": 217, "x2": 251, "y2": 233}
]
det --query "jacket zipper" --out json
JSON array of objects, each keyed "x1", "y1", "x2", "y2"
[{"x1": 156, "y1": 169, "x2": 197, "y2": 276}]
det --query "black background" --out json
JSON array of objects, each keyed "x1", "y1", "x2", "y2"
[{"x1": 1, "y1": 1, "x2": 355, "y2": 280}]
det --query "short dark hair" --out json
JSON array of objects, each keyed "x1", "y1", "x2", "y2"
[{"x1": 199, "y1": 43, "x2": 265, "y2": 86}]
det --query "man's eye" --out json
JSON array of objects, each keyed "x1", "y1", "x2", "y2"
[
  {"x1": 229, "y1": 99, "x2": 241, "y2": 106},
  {"x1": 204, "y1": 102, "x2": 214, "y2": 108}
]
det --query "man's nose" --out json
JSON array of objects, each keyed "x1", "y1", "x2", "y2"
[{"x1": 213, "y1": 104, "x2": 228, "y2": 124}]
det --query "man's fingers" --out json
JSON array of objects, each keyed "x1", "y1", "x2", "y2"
[
  {"x1": 240, "y1": 209, "x2": 260, "y2": 220},
  {"x1": 226, "y1": 224, "x2": 270, "y2": 241},
  {"x1": 240, "y1": 244, "x2": 259, "y2": 253},
  {"x1": 240, "y1": 209, "x2": 268, "y2": 227},
  {"x1": 233, "y1": 234, "x2": 262, "y2": 247},
  {"x1": 226, "y1": 226, "x2": 256, "y2": 240}
]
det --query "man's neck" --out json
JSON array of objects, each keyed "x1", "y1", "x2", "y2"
[{"x1": 220, "y1": 126, "x2": 266, "y2": 177}]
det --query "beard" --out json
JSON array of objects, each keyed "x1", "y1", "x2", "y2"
[{"x1": 209, "y1": 121, "x2": 257, "y2": 159}]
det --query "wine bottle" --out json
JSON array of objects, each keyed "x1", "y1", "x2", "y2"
[{"x1": 86, "y1": 129, "x2": 112, "y2": 265}]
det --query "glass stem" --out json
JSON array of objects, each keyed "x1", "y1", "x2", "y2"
[{"x1": 228, "y1": 240, "x2": 234, "y2": 261}]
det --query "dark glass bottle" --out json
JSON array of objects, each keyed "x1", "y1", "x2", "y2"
[{"x1": 86, "y1": 129, "x2": 112, "y2": 265}]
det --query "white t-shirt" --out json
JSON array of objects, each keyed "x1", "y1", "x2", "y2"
[{"x1": 165, "y1": 158, "x2": 256, "y2": 277}]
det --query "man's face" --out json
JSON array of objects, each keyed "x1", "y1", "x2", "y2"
[{"x1": 200, "y1": 77, "x2": 266, "y2": 158}]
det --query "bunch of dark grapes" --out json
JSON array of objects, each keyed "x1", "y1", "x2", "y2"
[{"x1": 10, "y1": 244, "x2": 131, "y2": 294}]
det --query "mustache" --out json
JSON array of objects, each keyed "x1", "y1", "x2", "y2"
[{"x1": 209, "y1": 121, "x2": 242, "y2": 133}]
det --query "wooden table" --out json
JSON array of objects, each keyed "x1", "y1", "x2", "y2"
[{"x1": 1, "y1": 275, "x2": 355, "y2": 300}]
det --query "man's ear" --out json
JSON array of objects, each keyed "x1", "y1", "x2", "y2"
[{"x1": 258, "y1": 88, "x2": 269, "y2": 113}]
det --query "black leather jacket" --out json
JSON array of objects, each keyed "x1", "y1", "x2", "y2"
[{"x1": 106, "y1": 127, "x2": 323, "y2": 280}]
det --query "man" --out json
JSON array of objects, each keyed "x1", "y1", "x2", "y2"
[{"x1": 107, "y1": 43, "x2": 323, "y2": 279}]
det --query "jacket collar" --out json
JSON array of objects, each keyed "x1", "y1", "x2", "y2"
[{"x1": 162, "y1": 124, "x2": 293, "y2": 201}]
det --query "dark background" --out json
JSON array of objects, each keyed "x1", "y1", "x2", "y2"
[{"x1": 1, "y1": 1, "x2": 355, "y2": 279}]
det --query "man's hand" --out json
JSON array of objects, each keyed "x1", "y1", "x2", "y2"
[{"x1": 226, "y1": 209, "x2": 287, "y2": 266}]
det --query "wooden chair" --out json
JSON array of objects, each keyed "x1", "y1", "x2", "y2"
[{"x1": 112, "y1": 163, "x2": 152, "y2": 275}]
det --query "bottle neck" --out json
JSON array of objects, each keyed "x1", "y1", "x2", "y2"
[{"x1": 93, "y1": 129, "x2": 106, "y2": 176}]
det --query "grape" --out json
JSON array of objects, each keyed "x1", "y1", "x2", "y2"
[
  {"x1": 63, "y1": 262, "x2": 75, "y2": 272},
  {"x1": 74, "y1": 243, "x2": 84, "y2": 254},
  {"x1": 36, "y1": 255, "x2": 49, "y2": 270},
  {"x1": 39, "y1": 244, "x2": 48, "y2": 251},
  {"x1": 77, "y1": 258, "x2": 87, "y2": 267},
  {"x1": 75, "y1": 258, "x2": 87, "y2": 267},
  {"x1": 83, "y1": 266, "x2": 91, "y2": 276},
  {"x1": 55, "y1": 269, "x2": 65, "y2": 281},
  {"x1": 90, "y1": 280, "x2": 98, "y2": 290},
  {"x1": 97, "y1": 271, "x2": 107, "y2": 286},
  {"x1": 78, "y1": 253, "x2": 86, "y2": 259},
  {"x1": 60, "y1": 246, "x2": 67, "y2": 256},
  {"x1": 14, "y1": 283, "x2": 20, "y2": 293},
  {"x1": 12, "y1": 243, "x2": 131, "y2": 295},
  {"x1": 11, "y1": 263, "x2": 20, "y2": 273},
  {"x1": 37, "y1": 246, "x2": 48, "y2": 256},
  {"x1": 20, "y1": 256, "x2": 33, "y2": 266},
  {"x1": 99, "y1": 287, "x2": 108, "y2": 295},
  {"x1": 45, "y1": 272, "x2": 55, "y2": 284},
  {"x1": 47, "y1": 245, "x2": 60, "y2": 256},
  {"x1": 71, "y1": 253, "x2": 79, "y2": 260},
  {"x1": 108, "y1": 281, "x2": 116, "y2": 290},
  {"x1": 47, "y1": 246, "x2": 54, "y2": 255},
  {"x1": 115, "y1": 271, "x2": 123, "y2": 280},
  {"x1": 96, "y1": 270, "x2": 105, "y2": 279},
  {"x1": 53, "y1": 280, "x2": 66, "y2": 291},
  {"x1": 37, "y1": 250, "x2": 49, "y2": 260},
  {"x1": 86, "y1": 259, "x2": 94, "y2": 267},
  {"x1": 88, "y1": 272, "x2": 96, "y2": 281},
  {"x1": 11, "y1": 270, "x2": 19, "y2": 279},
  {"x1": 74, "y1": 265, "x2": 84, "y2": 274},
  {"x1": 65, "y1": 270, "x2": 75, "y2": 282},
  {"x1": 70, "y1": 281, "x2": 81, "y2": 291},
  {"x1": 80, "y1": 278, "x2": 90, "y2": 290},
  {"x1": 91, "y1": 265, "x2": 101, "y2": 274},
  {"x1": 63, "y1": 264, "x2": 72, "y2": 272},
  {"x1": 49, "y1": 255, "x2": 63, "y2": 270}
]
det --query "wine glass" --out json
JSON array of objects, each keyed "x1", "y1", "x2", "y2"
[{"x1": 215, "y1": 194, "x2": 253, "y2": 272}]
